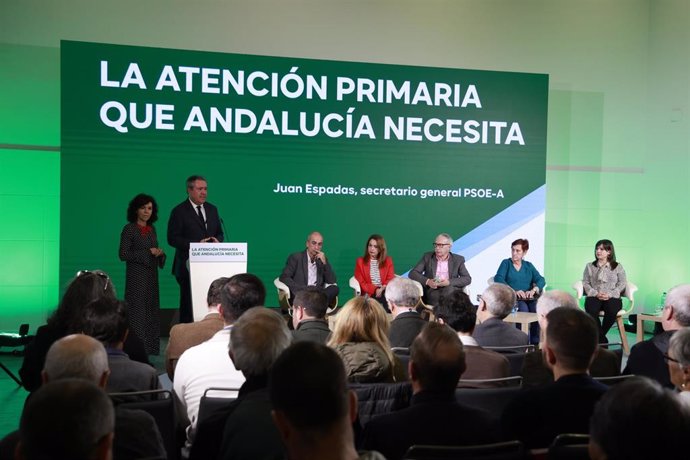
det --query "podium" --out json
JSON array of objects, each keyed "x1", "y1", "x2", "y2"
[{"x1": 189, "y1": 242, "x2": 247, "y2": 321}]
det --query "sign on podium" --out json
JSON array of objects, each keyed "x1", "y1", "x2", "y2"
[{"x1": 189, "y1": 242, "x2": 247, "y2": 321}]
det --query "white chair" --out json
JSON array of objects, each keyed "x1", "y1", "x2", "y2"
[
  {"x1": 349, "y1": 276, "x2": 361, "y2": 296},
  {"x1": 572, "y1": 280, "x2": 638, "y2": 354}
]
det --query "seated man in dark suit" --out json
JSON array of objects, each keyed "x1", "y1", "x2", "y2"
[
  {"x1": 361, "y1": 323, "x2": 499, "y2": 460},
  {"x1": 190, "y1": 307, "x2": 292, "y2": 460},
  {"x1": 624, "y1": 283, "x2": 690, "y2": 388},
  {"x1": 270, "y1": 341, "x2": 386, "y2": 460},
  {"x1": 78, "y1": 298, "x2": 161, "y2": 396},
  {"x1": 409, "y1": 233, "x2": 471, "y2": 306},
  {"x1": 502, "y1": 307, "x2": 608, "y2": 449},
  {"x1": 473, "y1": 283, "x2": 529, "y2": 347},
  {"x1": 291, "y1": 287, "x2": 331, "y2": 343},
  {"x1": 15, "y1": 379, "x2": 115, "y2": 460},
  {"x1": 435, "y1": 290, "x2": 510, "y2": 385},
  {"x1": 387, "y1": 276, "x2": 427, "y2": 348},
  {"x1": 165, "y1": 276, "x2": 229, "y2": 379},
  {"x1": 279, "y1": 231, "x2": 339, "y2": 306},
  {"x1": 522, "y1": 290, "x2": 620, "y2": 388}
]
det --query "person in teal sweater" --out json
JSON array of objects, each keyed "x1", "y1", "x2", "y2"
[{"x1": 494, "y1": 238, "x2": 546, "y2": 344}]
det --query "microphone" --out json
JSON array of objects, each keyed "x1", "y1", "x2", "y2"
[{"x1": 220, "y1": 217, "x2": 228, "y2": 242}]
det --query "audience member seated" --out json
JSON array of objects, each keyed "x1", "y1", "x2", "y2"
[
  {"x1": 0, "y1": 334, "x2": 166, "y2": 460},
  {"x1": 589, "y1": 376, "x2": 690, "y2": 460},
  {"x1": 473, "y1": 283, "x2": 528, "y2": 347},
  {"x1": 625, "y1": 283, "x2": 690, "y2": 388},
  {"x1": 279, "y1": 231, "x2": 339, "y2": 305},
  {"x1": 190, "y1": 307, "x2": 291, "y2": 460},
  {"x1": 522, "y1": 290, "x2": 620, "y2": 388},
  {"x1": 328, "y1": 296, "x2": 405, "y2": 383},
  {"x1": 174, "y1": 273, "x2": 265, "y2": 440},
  {"x1": 502, "y1": 307, "x2": 608, "y2": 449},
  {"x1": 78, "y1": 298, "x2": 161, "y2": 396},
  {"x1": 354, "y1": 234, "x2": 396, "y2": 311},
  {"x1": 15, "y1": 379, "x2": 115, "y2": 460},
  {"x1": 387, "y1": 276, "x2": 427, "y2": 348},
  {"x1": 165, "y1": 276, "x2": 229, "y2": 379},
  {"x1": 18, "y1": 269, "x2": 148, "y2": 392},
  {"x1": 666, "y1": 327, "x2": 690, "y2": 406},
  {"x1": 409, "y1": 233, "x2": 471, "y2": 306},
  {"x1": 361, "y1": 322, "x2": 499, "y2": 460},
  {"x1": 291, "y1": 287, "x2": 331, "y2": 343},
  {"x1": 271, "y1": 341, "x2": 386, "y2": 460},
  {"x1": 435, "y1": 290, "x2": 510, "y2": 385}
]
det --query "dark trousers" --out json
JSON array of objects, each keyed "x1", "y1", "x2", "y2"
[
  {"x1": 176, "y1": 271, "x2": 194, "y2": 324},
  {"x1": 423, "y1": 285, "x2": 462, "y2": 307},
  {"x1": 585, "y1": 296, "x2": 622, "y2": 342},
  {"x1": 516, "y1": 299, "x2": 540, "y2": 345},
  {"x1": 290, "y1": 284, "x2": 340, "y2": 308}
]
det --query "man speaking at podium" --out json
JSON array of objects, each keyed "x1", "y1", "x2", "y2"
[{"x1": 168, "y1": 175, "x2": 224, "y2": 323}]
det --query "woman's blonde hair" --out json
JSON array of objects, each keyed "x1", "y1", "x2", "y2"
[{"x1": 327, "y1": 296, "x2": 395, "y2": 365}]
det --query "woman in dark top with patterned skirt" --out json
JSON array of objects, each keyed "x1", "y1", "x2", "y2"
[{"x1": 119, "y1": 193, "x2": 166, "y2": 355}]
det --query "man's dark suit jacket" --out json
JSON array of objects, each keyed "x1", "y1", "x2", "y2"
[
  {"x1": 189, "y1": 376, "x2": 283, "y2": 460},
  {"x1": 361, "y1": 391, "x2": 499, "y2": 460},
  {"x1": 292, "y1": 319, "x2": 331, "y2": 343},
  {"x1": 459, "y1": 345, "x2": 510, "y2": 385},
  {"x1": 409, "y1": 252, "x2": 472, "y2": 294},
  {"x1": 521, "y1": 346, "x2": 621, "y2": 388},
  {"x1": 167, "y1": 199, "x2": 223, "y2": 279},
  {"x1": 624, "y1": 330, "x2": 674, "y2": 388},
  {"x1": 473, "y1": 317, "x2": 529, "y2": 347},
  {"x1": 389, "y1": 311, "x2": 428, "y2": 348},
  {"x1": 279, "y1": 250, "x2": 338, "y2": 294},
  {"x1": 501, "y1": 373, "x2": 608, "y2": 448}
]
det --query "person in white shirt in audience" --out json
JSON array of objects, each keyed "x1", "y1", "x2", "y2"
[{"x1": 173, "y1": 273, "x2": 265, "y2": 442}]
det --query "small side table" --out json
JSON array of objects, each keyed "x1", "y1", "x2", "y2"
[{"x1": 636, "y1": 313, "x2": 663, "y2": 344}]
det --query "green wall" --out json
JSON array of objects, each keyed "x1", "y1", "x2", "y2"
[{"x1": 1, "y1": 0, "x2": 689, "y2": 331}]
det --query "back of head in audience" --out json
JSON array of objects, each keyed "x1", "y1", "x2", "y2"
[
  {"x1": 220, "y1": 273, "x2": 266, "y2": 324},
  {"x1": 385, "y1": 276, "x2": 420, "y2": 310},
  {"x1": 17, "y1": 379, "x2": 115, "y2": 460},
  {"x1": 327, "y1": 296, "x2": 392, "y2": 355},
  {"x1": 410, "y1": 322, "x2": 466, "y2": 394},
  {"x1": 544, "y1": 307, "x2": 598, "y2": 374},
  {"x1": 480, "y1": 283, "x2": 516, "y2": 319},
  {"x1": 293, "y1": 287, "x2": 328, "y2": 320},
  {"x1": 78, "y1": 297, "x2": 129, "y2": 348},
  {"x1": 435, "y1": 290, "x2": 476, "y2": 334},
  {"x1": 663, "y1": 283, "x2": 690, "y2": 330},
  {"x1": 270, "y1": 341, "x2": 357, "y2": 455},
  {"x1": 536, "y1": 290, "x2": 579, "y2": 331},
  {"x1": 230, "y1": 307, "x2": 291, "y2": 378},
  {"x1": 42, "y1": 333, "x2": 109, "y2": 387},
  {"x1": 589, "y1": 376, "x2": 690, "y2": 460},
  {"x1": 207, "y1": 277, "x2": 230, "y2": 309},
  {"x1": 49, "y1": 269, "x2": 116, "y2": 333}
]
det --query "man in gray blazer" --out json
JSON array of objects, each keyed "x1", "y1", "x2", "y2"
[
  {"x1": 473, "y1": 283, "x2": 529, "y2": 347},
  {"x1": 279, "y1": 231, "x2": 339, "y2": 306},
  {"x1": 409, "y1": 233, "x2": 471, "y2": 306}
]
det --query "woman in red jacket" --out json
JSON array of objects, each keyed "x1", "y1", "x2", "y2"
[{"x1": 354, "y1": 234, "x2": 396, "y2": 311}]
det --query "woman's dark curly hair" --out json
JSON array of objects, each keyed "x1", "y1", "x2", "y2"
[{"x1": 126, "y1": 193, "x2": 158, "y2": 224}]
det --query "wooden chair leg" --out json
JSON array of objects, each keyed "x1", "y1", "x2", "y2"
[{"x1": 617, "y1": 317, "x2": 630, "y2": 354}]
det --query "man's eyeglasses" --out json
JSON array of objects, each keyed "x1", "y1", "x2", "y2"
[
  {"x1": 288, "y1": 306, "x2": 301, "y2": 317},
  {"x1": 663, "y1": 354, "x2": 681, "y2": 365},
  {"x1": 76, "y1": 270, "x2": 110, "y2": 292},
  {"x1": 433, "y1": 243, "x2": 451, "y2": 248}
]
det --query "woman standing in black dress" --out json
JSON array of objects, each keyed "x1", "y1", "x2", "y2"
[{"x1": 119, "y1": 193, "x2": 166, "y2": 354}]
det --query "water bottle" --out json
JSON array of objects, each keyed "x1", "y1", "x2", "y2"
[{"x1": 656, "y1": 291, "x2": 667, "y2": 315}]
